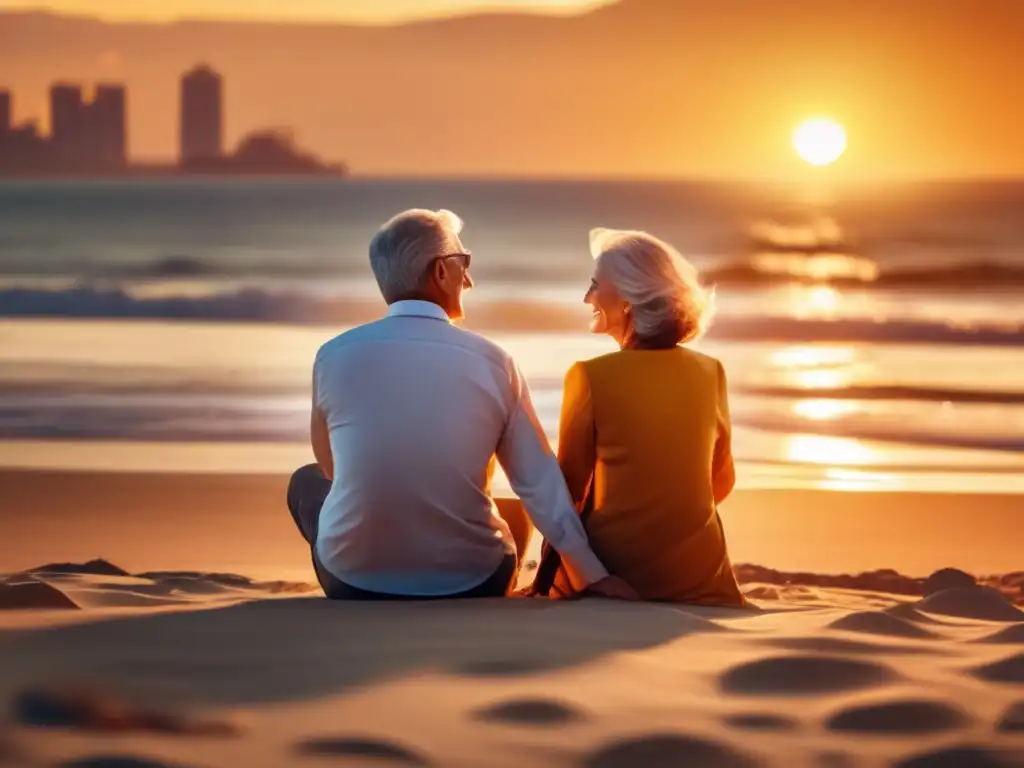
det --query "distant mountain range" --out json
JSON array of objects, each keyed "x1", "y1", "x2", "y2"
[{"x1": 1, "y1": 0, "x2": 1021, "y2": 177}]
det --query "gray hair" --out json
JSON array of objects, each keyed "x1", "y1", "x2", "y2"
[
  {"x1": 369, "y1": 209, "x2": 465, "y2": 303},
  {"x1": 590, "y1": 227, "x2": 715, "y2": 346}
]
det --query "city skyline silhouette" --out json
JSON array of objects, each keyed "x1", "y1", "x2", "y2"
[
  {"x1": 0, "y1": 63, "x2": 344, "y2": 176},
  {"x1": 1, "y1": 0, "x2": 1021, "y2": 179}
]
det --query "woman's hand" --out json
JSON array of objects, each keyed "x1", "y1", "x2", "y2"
[{"x1": 585, "y1": 575, "x2": 641, "y2": 601}]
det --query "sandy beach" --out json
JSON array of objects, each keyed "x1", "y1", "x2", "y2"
[
  {"x1": 2, "y1": 0, "x2": 1023, "y2": 763},
  {"x1": 2, "y1": 469, "x2": 1023, "y2": 578},
  {"x1": 1, "y1": 471, "x2": 1022, "y2": 767}
]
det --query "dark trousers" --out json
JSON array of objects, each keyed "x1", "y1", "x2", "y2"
[{"x1": 287, "y1": 464, "x2": 518, "y2": 600}]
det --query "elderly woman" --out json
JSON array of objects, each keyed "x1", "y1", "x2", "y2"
[{"x1": 531, "y1": 228, "x2": 745, "y2": 606}]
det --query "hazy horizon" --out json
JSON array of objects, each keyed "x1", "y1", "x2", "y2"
[
  {"x1": 2, "y1": 0, "x2": 1022, "y2": 179},
  {"x1": 0, "y1": 0, "x2": 613, "y2": 24}
]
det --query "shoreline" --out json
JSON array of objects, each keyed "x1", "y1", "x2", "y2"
[{"x1": 1, "y1": 468, "x2": 1021, "y2": 578}]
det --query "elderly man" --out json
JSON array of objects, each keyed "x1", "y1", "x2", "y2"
[{"x1": 287, "y1": 209, "x2": 636, "y2": 601}]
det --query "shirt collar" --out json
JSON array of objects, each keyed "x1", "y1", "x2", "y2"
[{"x1": 386, "y1": 300, "x2": 451, "y2": 323}]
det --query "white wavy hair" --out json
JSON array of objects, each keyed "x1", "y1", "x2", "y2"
[
  {"x1": 369, "y1": 209, "x2": 464, "y2": 303},
  {"x1": 589, "y1": 227, "x2": 715, "y2": 346}
]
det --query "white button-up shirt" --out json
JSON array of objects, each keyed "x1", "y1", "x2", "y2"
[{"x1": 313, "y1": 300, "x2": 608, "y2": 596}]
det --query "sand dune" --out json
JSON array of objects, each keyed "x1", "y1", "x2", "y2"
[
  {"x1": 979, "y1": 624, "x2": 1024, "y2": 644},
  {"x1": 827, "y1": 610, "x2": 937, "y2": 639},
  {"x1": 914, "y1": 587, "x2": 1024, "y2": 622},
  {"x1": 885, "y1": 602, "x2": 951, "y2": 625},
  {"x1": 999, "y1": 701, "x2": 1024, "y2": 733},
  {"x1": 923, "y1": 567, "x2": 980, "y2": 595},
  {"x1": 1, "y1": 563, "x2": 316, "y2": 614},
  {"x1": 735, "y1": 564, "x2": 1024, "y2": 607},
  {"x1": 760, "y1": 634, "x2": 942, "y2": 657},
  {"x1": 0, "y1": 577, "x2": 80, "y2": 611},
  {"x1": 29, "y1": 560, "x2": 131, "y2": 578},
  {"x1": 974, "y1": 653, "x2": 1024, "y2": 685},
  {"x1": 3, "y1": 558, "x2": 1024, "y2": 767}
]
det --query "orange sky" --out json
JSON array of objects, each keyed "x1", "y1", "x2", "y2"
[
  {"x1": 0, "y1": 0, "x2": 611, "y2": 23},
  {"x1": 1, "y1": 0, "x2": 1022, "y2": 179}
]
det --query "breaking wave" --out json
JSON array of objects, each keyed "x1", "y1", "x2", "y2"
[{"x1": 2, "y1": 281, "x2": 1023, "y2": 345}]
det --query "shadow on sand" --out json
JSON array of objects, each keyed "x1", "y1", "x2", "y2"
[{"x1": 0, "y1": 597, "x2": 732, "y2": 708}]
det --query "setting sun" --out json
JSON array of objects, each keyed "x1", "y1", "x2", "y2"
[{"x1": 793, "y1": 118, "x2": 848, "y2": 166}]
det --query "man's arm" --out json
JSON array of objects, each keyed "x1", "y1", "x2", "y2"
[
  {"x1": 310, "y1": 367, "x2": 333, "y2": 481},
  {"x1": 496, "y1": 361, "x2": 635, "y2": 598}
]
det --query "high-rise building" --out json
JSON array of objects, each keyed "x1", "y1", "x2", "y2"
[
  {"x1": 0, "y1": 90, "x2": 11, "y2": 134},
  {"x1": 180, "y1": 64, "x2": 223, "y2": 164},
  {"x1": 92, "y1": 84, "x2": 127, "y2": 167},
  {"x1": 1, "y1": 121, "x2": 48, "y2": 170},
  {"x1": 49, "y1": 82, "x2": 85, "y2": 165}
]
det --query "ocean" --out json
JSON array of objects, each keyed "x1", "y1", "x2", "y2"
[{"x1": 1, "y1": 178, "x2": 1022, "y2": 493}]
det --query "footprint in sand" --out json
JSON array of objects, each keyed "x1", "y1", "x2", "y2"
[
  {"x1": 56, "y1": 757, "x2": 196, "y2": 768},
  {"x1": 997, "y1": 701, "x2": 1024, "y2": 732},
  {"x1": 14, "y1": 687, "x2": 240, "y2": 736},
  {"x1": 582, "y1": 733, "x2": 758, "y2": 768},
  {"x1": 473, "y1": 697, "x2": 586, "y2": 726},
  {"x1": 723, "y1": 713, "x2": 799, "y2": 732},
  {"x1": 296, "y1": 737, "x2": 430, "y2": 765},
  {"x1": 974, "y1": 624, "x2": 1024, "y2": 645},
  {"x1": 972, "y1": 652, "x2": 1024, "y2": 684},
  {"x1": 827, "y1": 611, "x2": 937, "y2": 640},
  {"x1": 763, "y1": 636, "x2": 938, "y2": 656},
  {"x1": 825, "y1": 699, "x2": 969, "y2": 734},
  {"x1": 720, "y1": 654, "x2": 897, "y2": 696},
  {"x1": 894, "y1": 745, "x2": 1024, "y2": 768}
]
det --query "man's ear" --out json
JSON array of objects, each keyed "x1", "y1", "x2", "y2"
[
  {"x1": 433, "y1": 258, "x2": 449, "y2": 285},
  {"x1": 421, "y1": 259, "x2": 438, "y2": 290}
]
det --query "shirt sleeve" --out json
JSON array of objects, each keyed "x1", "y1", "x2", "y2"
[
  {"x1": 496, "y1": 360, "x2": 609, "y2": 590},
  {"x1": 557, "y1": 362, "x2": 597, "y2": 509},
  {"x1": 712, "y1": 360, "x2": 736, "y2": 504}
]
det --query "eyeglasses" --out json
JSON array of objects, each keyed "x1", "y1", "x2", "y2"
[{"x1": 435, "y1": 252, "x2": 472, "y2": 271}]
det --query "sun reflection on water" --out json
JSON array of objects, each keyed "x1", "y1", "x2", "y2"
[
  {"x1": 770, "y1": 345, "x2": 856, "y2": 369},
  {"x1": 799, "y1": 285, "x2": 841, "y2": 318},
  {"x1": 792, "y1": 398, "x2": 858, "y2": 421},
  {"x1": 752, "y1": 252, "x2": 879, "y2": 283},
  {"x1": 785, "y1": 434, "x2": 874, "y2": 466},
  {"x1": 820, "y1": 467, "x2": 903, "y2": 492},
  {"x1": 769, "y1": 344, "x2": 858, "y2": 392}
]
